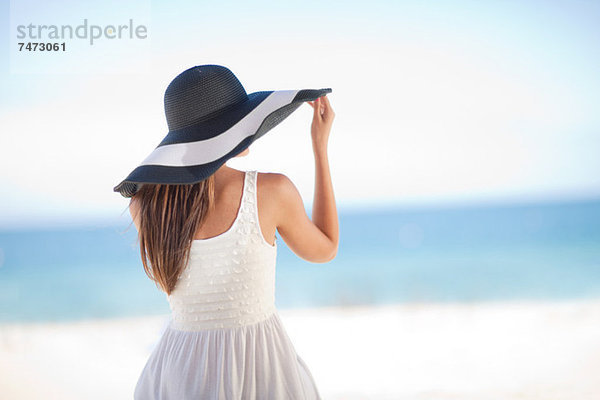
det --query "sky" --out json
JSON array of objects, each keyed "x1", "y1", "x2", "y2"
[{"x1": 1, "y1": 0, "x2": 599, "y2": 228}]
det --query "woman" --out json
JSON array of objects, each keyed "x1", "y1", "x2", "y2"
[{"x1": 121, "y1": 65, "x2": 338, "y2": 399}]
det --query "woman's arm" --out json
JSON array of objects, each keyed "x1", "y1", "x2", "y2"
[{"x1": 275, "y1": 95, "x2": 339, "y2": 263}]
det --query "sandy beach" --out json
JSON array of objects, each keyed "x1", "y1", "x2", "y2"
[{"x1": 1, "y1": 298, "x2": 599, "y2": 399}]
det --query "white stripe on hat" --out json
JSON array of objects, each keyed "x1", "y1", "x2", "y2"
[{"x1": 139, "y1": 90, "x2": 300, "y2": 167}]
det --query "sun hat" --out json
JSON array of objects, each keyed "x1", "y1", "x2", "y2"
[{"x1": 113, "y1": 64, "x2": 332, "y2": 198}]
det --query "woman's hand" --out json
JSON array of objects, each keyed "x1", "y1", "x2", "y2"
[{"x1": 306, "y1": 95, "x2": 335, "y2": 153}]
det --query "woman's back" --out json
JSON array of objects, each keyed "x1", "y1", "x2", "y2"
[
  {"x1": 134, "y1": 170, "x2": 322, "y2": 399},
  {"x1": 193, "y1": 168, "x2": 277, "y2": 247},
  {"x1": 169, "y1": 170, "x2": 277, "y2": 330}
]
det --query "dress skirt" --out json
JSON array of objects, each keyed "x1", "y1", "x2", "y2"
[{"x1": 134, "y1": 311, "x2": 322, "y2": 400}]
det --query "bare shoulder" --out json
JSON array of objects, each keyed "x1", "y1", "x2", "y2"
[
  {"x1": 256, "y1": 171, "x2": 299, "y2": 202},
  {"x1": 257, "y1": 171, "x2": 292, "y2": 187},
  {"x1": 256, "y1": 171, "x2": 303, "y2": 225}
]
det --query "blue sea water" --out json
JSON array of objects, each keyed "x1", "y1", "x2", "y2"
[{"x1": 1, "y1": 198, "x2": 599, "y2": 323}]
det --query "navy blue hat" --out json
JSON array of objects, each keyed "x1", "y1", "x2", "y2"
[{"x1": 114, "y1": 64, "x2": 331, "y2": 198}]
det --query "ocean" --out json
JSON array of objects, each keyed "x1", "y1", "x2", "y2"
[{"x1": 1, "y1": 198, "x2": 599, "y2": 323}]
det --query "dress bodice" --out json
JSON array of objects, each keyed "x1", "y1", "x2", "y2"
[{"x1": 167, "y1": 170, "x2": 278, "y2": 331}]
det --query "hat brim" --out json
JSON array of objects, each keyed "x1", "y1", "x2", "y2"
[{"x1": 113, "y1": 88, "x2": 331, "y2": 198}]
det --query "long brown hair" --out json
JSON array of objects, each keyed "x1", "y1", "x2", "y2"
[{"x1": 131, "y1": 176, "x2": 215, "y2": 295}]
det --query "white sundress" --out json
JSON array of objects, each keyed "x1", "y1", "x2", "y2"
[{"x1": 134, "y1": 170, "x2": 322, "y2": 400}]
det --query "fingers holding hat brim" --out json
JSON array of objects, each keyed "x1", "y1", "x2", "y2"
[
  {"x1": 305, "y1": 88, "x2": 330, "y2": 109},
  {"x1": 294, "y1": 88, "x2": 331, "y2": 103}
]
